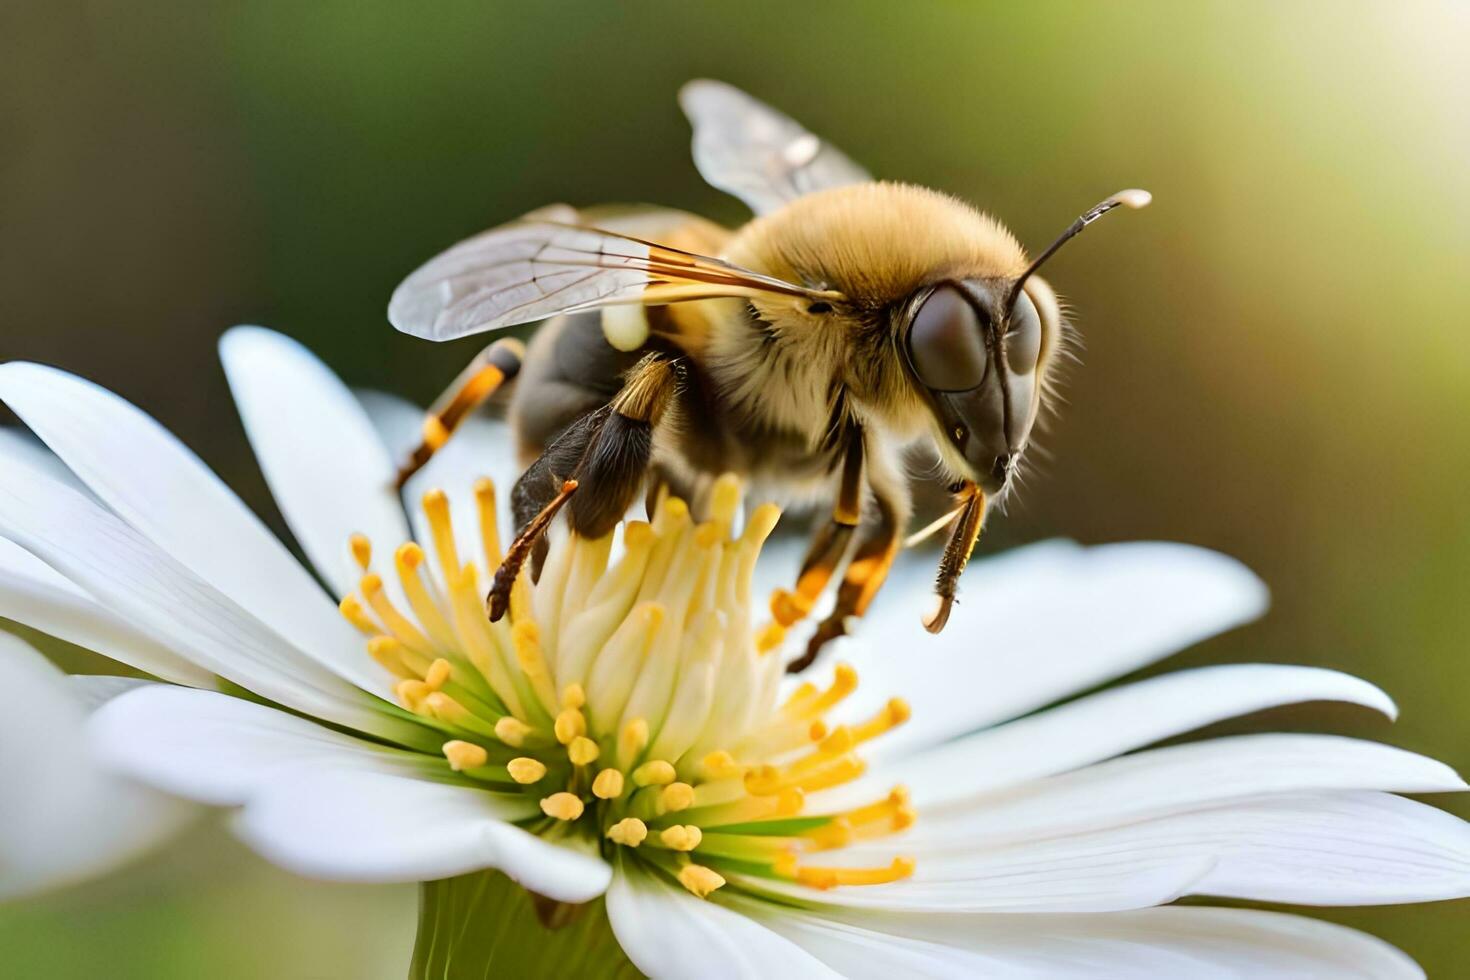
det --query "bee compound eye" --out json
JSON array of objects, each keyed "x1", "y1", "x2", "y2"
[
  {"x1": 1006, "y1": 289, "x2": 1042, "y2": 374},
  {"x1": 908, "y1": 286, "x2": 988, "y2": 392}
]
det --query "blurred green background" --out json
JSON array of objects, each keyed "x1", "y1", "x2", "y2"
[{"x1": 2, "y1": 0, "x2": 1467, "y2": 975}]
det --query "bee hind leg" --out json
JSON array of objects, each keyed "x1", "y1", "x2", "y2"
[
  {"x1": 770, "y1": 427, "x2": 864, "y2": 639},
  {"x1": 487, "y1": 356, "x2": 679, "y2": 621},
  {"x1": 787, "y1": 492, "x2": 901, "y2": 674},
  {"x1": 394, "y1": 338, "x2": 524, "y2": 490}
]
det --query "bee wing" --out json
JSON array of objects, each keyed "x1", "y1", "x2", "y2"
[
  {"x1": 389, "y1": 208, "x2": 839, "y2": 343},
  {"x1": 679, "y1": 79, "x2": 871, "y2": 216}
]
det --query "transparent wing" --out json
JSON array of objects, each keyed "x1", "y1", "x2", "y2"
[
  {"x1": 388, "y1": 207, "x2": 838, "y2": 343},
  {"x1": 679, "y1": 79, "x2": 871, "y2": 216}
]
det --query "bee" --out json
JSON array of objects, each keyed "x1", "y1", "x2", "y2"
[{"x1": 388, "y1": 79, "x2": 1149, "y2": 672}]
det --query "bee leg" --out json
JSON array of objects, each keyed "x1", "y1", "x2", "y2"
[
  {"x1": 770, "y1": 427, "x2": 864, "y2": 631},
  {"x1": 487, "y1": 356, "x2": 678, "y2": 621},
  {"x1": 394, "y1": 338, "x2": 524, "y2": 490},
  {"x1": 788, "y1": 492, "x2": 902, "y2": 674},
  {"x1": 922, "y1": 481, "x2": 986, "y2": 634}
]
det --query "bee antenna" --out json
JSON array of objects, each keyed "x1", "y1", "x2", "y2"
[{"x1": 1005, "y1": 188, "x2": 1152, "y2": 310}]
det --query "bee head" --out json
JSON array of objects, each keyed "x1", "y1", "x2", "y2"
[{"x1": 901, "y1": 189, "x2": 1151, "y2": 493}]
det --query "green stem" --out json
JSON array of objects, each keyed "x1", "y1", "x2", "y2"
[{"x1": 411, "y1": 871, "x2": 642, "y2": 979}]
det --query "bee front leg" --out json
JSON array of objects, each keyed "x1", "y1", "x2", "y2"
[
  {"x1": 395, "y1": 338, "x2": 524, "y2": 489},
  {"x1": 922, "y1": 481, "x2": 986, "y2": 634},
  {"x1": 770, "y1": 427, "x2": 864, "y2": 633},
  {"x1": 487, "y1": 356, "x2": 678, "y2": 621}
]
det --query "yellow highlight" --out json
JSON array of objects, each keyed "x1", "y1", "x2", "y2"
[
  {"x1": 659, "y1": 825, "x2": 702, "y2": 852},
  {"x1": 568, "y1": 736, "x2": 600, "y2": 766},
  {"x1": 494, "y1": 716, "x2": 533, "y2": 748},
  {"x1": 540, "y1": 792, "x2": 584, "y2": 821},
  {"x1": 606, "y1": 817, "x2": 648, "y2": 847},
  {"x1": 660, "y1": 782, "x2": 695, "y2": 812},
  {"x1": 507, "y1": 757, "x2": 548, "y2": 784},
  {"x1": 633, "y1": 760, "x2": 676, "y2": 787},
  {"x1": 677, "y1": 864, "x2": 726, "y2": 899},
  {"x1": 441, "y1": 740, "x2": 487, "y2": 772},
  {"x1": 592, "y1": 768, "x2": 626, "y2": 800}
]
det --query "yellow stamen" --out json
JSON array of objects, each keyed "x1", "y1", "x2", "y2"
[
  {"x1": 792, "y1": 857, "x2": 915, "y2": 890},
  {"x1": 745, "y1": 754, "x2": 867, "y2": 796},
  {"x1": 660, "y1": 782, "x2": 695, "y2": 812},
  {"x1": 424, "y1": 658, "x2": 452, "y2": 690},
  {"x1": 606, "y1": 817, "x2": 647, "y2": 847},
  {"x1": 473, "y1": 477, "x2": 502, "y2": 569},
  {"x1": 561, "y1": 683, "x2": 586, "y2": 710},
  {"x1": 659, "y1": 825, "x2": 702, "y2": 851},
  {"x1": 367, "y1": 635, "x2": 417, "y2": 680},
  {"x1": 507, "y1": 757, "x2": 548, "y2": 784},
  {"x1": 424, "y1": 691, "x2": 484, "y2": 732},
  {"x1": 421, "y1": 489, "x2": 462, "y2": 586},
  {"x1": 395, "y1": 678, "x2": 431, "y2": 711},
  {"x1": 349, "y1": 533, "x2": 373, "y2": 571},
  {"x1": 799, "y1": 817, "x2": 854, "y2": 851},
  {"x1": 494, "y1": 716, "x2": 534, "y2": 748},
  {"x1": 806, "y1": 663, "x2": 859, "y2": 715},
  {"x1": 338, "y1": 595, "x2": 380, "y2": 636},
  {"x1": 568, "y1": 736, "x2": 600, "y2": 766},
  {"x1": 841, "y1": 786, "x2": 912, "y2": 829},
  {"x1": 632, "y1": 760, "x2": 676, "y2": 787},
  {"x1": 554, "y1": 707, "x2": 587, "y2": 745},
  {"x1": 755, "y1": 621, "x2": 786, "y2": 655},
  {"x1": 442, "y1": 740, "x2": 487, "y2": 772},
  {"x1": 592, "y1": 768, "x2": 625, "y2": 799},
  {"x1": 360, "y1": 573, "x2": 434, "y2": 655},
  {"x1": 540, "y1": 792, "x2": 584, "y2": 821},
  {"x1": 512, "y1": 619, "x2": 559, "y2": 713},
  {"x1": 677, "y1": 863, "x2": 726, "y2": 898},
  {"x1": 619, "y1": 718, "x2": 649, "y2": 764},
  {"x1": 700, "y1": 750, "x2": 741, "y2": 781},
  {"x1": 394, "y1": 543, "x2": 457, "y2": 650}
]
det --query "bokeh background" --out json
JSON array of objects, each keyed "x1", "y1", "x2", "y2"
[{"x1": 3, "y1": 1, "x2": 1467, "y2": 975}]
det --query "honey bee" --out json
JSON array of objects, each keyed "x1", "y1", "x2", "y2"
[{"x1": 388, "y1": 80, "x2": 1149, "y2": 671}]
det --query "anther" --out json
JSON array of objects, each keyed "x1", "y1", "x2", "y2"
[
  {"x1": 659, "y1": 825, "x2": 703, "y2": 852},
  {"x1": 367, "y1": 636, "x2": 416, "y2": 680},
  {"x1": 494, "y1": 716, "x2": 534, "y2": 748},
  {"x1": 442, "y1": 740, "x2": 488, "y2": 772},
  {"x1": 568, "y1": 736, "x2": 600, "y2": 766},
  {"x1": 633, "y1": 760, "x2": 677, "y2": 787},
  {"x1": 473, "y1": 477, "x2": 502, "y2": 568},
  {"x1": 700, "y1": 750, "x2": 740, "y2": 780},
  {"x1": 424, "y1": 658, "x2": 452, "y2": 690},
  {"x1": 507, "y1": 757, "x2": 548, "y2": 784},
  {"x1": 339, "y1": 595, "x2": 380, "y2": 637},
  {"x1": 561, "y1": 683, "x2": 586, "y2": 710},
  {"x1": 606, "y1": 817, "x2": 648, "y2": 847},
  {"x1": 677, "y1": 863, "x2": 726, "y2": 899},
  {"x1": 592, "y1": 768, "x2": 626, "y2": 800},
  {"x1": 793, "y1": 856, "x2": 915, "y2": 889},
  {"x1": 540, "y1": 792, "x2": 585, "y2": 821},
  {"x1": 554, "y1": 708, "x2": 587, "y2": 745},
  {"x1": 421, "y1": 488, "x2": 462, "y2": 584},
  {"x1": 660, "y1": 782, "x2": 695, "y2": 812},
  {"x1": 349, "y1": 534, "x2": 373, "y2": 571}
]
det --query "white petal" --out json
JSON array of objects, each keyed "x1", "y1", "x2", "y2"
[
  {"x1": 734, "y1": 899, "x2": 1422, "y2": 979},
  {"x1": 898, "y1": 734, "x2": 1464, "y2": 850},
  {"x1": 821, "y1": 664, "x2": 1397, "y2": 811},
  {"x1": 834, "y1": 541, "x2": 1268, "y2": 755},
  {"x1": 605, "y1": 864, "x2": 841, "y2": 980},
  {"x1": 0, "y1": 634, "x2": 196, "y2": 900},
  {"x1": 90, "y1": 685, "x2": 443, "y2": 806},
  {"x1": 0, "y1": 361, "x2": 392, "y2": 698},
  {"x1": 219, "y1": 327, "x2": 412, "y2": 599},
  {"x1": 0, "y1": 463, "x2": 425, "y2": 747},
  {"x1": 774, "y1": 790, "x2": 1469, "y2": 915},
  {"x1": 0, "y1": 426, "x2": 89, "y2": 494},
  {"x1": 0, "y1": 535, "x2": 213, "y2": 687},
  {"x1": 357, "y1": 389, "x2": 521, "y2": 575},
  {"x1": 231, "y1": 768, "x2": 604, "y2": 901}
]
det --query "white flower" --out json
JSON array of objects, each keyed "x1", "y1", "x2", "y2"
[
  {"x1": 0, "y1": 629, "x2": 195, "y2": 900},
  {"x1": 1, "y1": 326, "x2": 1466, "y2": 978}
]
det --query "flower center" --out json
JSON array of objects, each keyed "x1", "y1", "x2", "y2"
[{"x1": 339, "y1": 474, "x2": 915, "y2": 899}]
